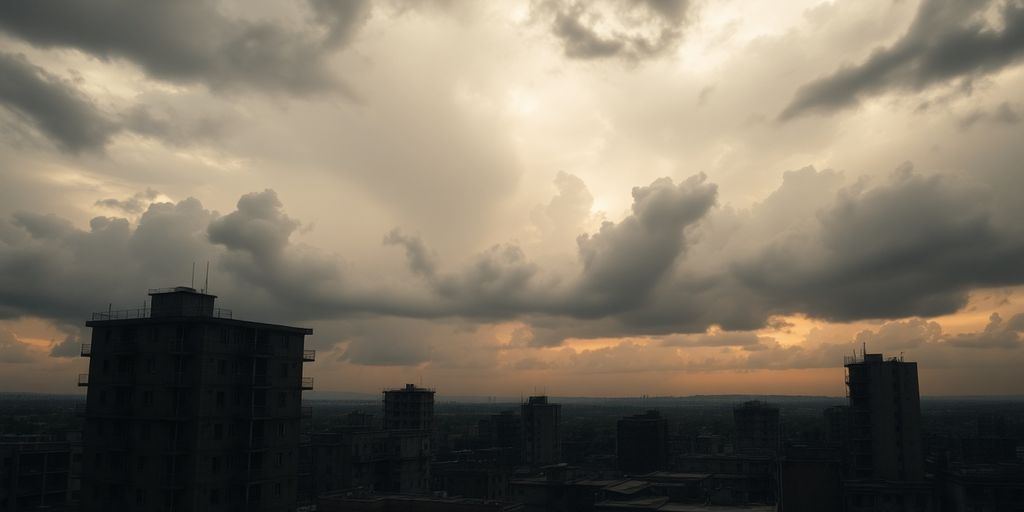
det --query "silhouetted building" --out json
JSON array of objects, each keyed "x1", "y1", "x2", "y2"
[
  {"x1": 691, "y1": 433, "x2": 725, "y2": 455},
  {"x1": 778, "y1": 445, "x2": 842, "y2": 512},
  {"x1": 0, "y1": 435, "x2": 77, "y2": 512},
  {"x1": 510, "y1": 465, "x2": 657, "y2": 512},
  {"x1": 521, "y1": 397, "x2": 561, "y2": 467},
  {"x1": 843, "y1": 352, "x2": 924, "y2": 481},
  {"x1": 938, "y1": 462, "x2": 1024, "y2": 512},
  {"x1": 823, "y1": 405, "x2": 849, "y2": 448},
  {"x1": 479, "y1": 410, "x2": 522, "y2": 465},
  {"x1": 319, "y1": 491, "x2": 524, "y2": 512},
  {"x1": 616, "y1": 411, "x2": 668, "y2": 474},
  {"x1": 310, "y1": 429, "x2": 431, "y2": 496},
  {"x1": 432, "y1": 461, "x2": 511, "y2": 501},
  {"x1": 672, "y1": 454, "x2": 776, "y2": 504},
  {"x1": 79, "y1": 287, "x2": 314, "y2": 512},
  {"x1": 384, "y1": 384, "x2": 435, "y2": 431},
  {"x1": 733, "y1": 401, "x2": 780, "y2": 456}
]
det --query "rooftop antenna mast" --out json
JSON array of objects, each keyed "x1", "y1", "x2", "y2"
[{"x1": 204, "y1": 261, "x2": 210, "y2": 294}]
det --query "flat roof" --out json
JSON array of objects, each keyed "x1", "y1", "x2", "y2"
[{"x1": 85, "y1": 316, "x2": 312, "y2": 334}]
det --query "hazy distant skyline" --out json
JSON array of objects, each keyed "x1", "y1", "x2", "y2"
[{"x1": 2, "y1": 0, "x2": 1024, "y2": 396}]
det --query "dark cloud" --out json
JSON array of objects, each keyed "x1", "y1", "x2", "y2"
[
  {"x1": 0, "y1": 52, "x2": 117, "y2": 151},
  {"x1": 536, "y1": 0, "x2": 692, "y2": 61},
  {"x1": 781, "y1": 0, "x2": 1024, "y2": 119},
  {"x1": 0, "y1": 0, "x2": 371, "y2": 96},
  {"x1": 95, "y1": 189, "x2": 161, "y2": 215},
  {"x1": 958, "y1": 101, "x2": 1021, "y2": 130},
  {"x1": 120, "y1": 104, "x2": 230, "y2": 147},
  {"x1": 568, "y1": 174, "x2": 717, "y2": 316},
  {"x1": 49, "y1": 333, "x2": 81, "y2": 358},
  {"x1": 0, "y1": 329, "x2": 34, "y2": 364},
  {"x1": 662, "y1": 330, "x2": 768, "y2": 348},
  {"x1": 3, "y1": 166, "x2": 1024, "y2": 355},
  {"x1": 383, "y1": 229, "x2": 437, "y2": 278},
  {"x1": 735, "y1": 168, "x2": 1024, "y2": 322},
  {"x1": 947, "y1": 312, "x2": 1023, "y2": 349}
]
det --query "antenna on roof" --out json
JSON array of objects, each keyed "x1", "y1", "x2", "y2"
[
  {"x1": 204, "y1": 261, "x2": 210, "y2": 294},
  {"x1": 191, "y1": 262, "x2": 195, "y2": 289}
]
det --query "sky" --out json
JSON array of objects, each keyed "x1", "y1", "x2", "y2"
[{"x1": 1, "y1": 0, "x2": 1024, "y2": 397}]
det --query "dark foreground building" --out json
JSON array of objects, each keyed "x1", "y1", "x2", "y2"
[
  {"x1": 616, "y1": 411, "x2": 668, "y2": 474},
  {"x1": 521, "y1": 397, "x2": 561, "y2": 468},
  {"x1": 79, "y1": 287, "x2": 314, "y2": 512},
  {"x1": 0, "y1": 434, "x2": 79, "y2": 512},
  {"x1": 733, "y1": 401, "x2": 780, "y2": 456}
]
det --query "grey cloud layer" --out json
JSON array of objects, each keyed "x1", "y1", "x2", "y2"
[
  {"x1": 535, "y1": 0, "x2": 692, "y2": 61},
  {"x1": 0, "y1": 51, "x2": 237, "y2": 151},
  {"x1": 0, "y1": 52, "x2": 117, "y2": 151},
  {"x1": 0, "y1": 0, "x2": 370, "y2": 95},
  {"x1": 3, "y1": 166, "x2": 1023, "y2": 353},
  {"x1": 782, "y1": 0, "x2": 1024, "y2": 118}
]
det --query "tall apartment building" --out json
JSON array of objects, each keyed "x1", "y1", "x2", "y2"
[
  {"x1": 79, "y1": 287, "x2": 314, "y2": 512},
  {"x1": 617, "y1": 410, "x2": 668, "y2": 474},
  {"x1": 478, "y1": 410, "x2": 522, "y2": 465},
  {"x1": 843, "y1": 352, "x2": 924, "y2": 482},
  {"x1": 520, "y1": 396, "x2": 560, "y2": 467},
  {"x1": 383, "y1": 384, "x2": 435, "y2": 431},
  {"x1": 733, "y1": 400, "x2": 780, "y2": 456}
]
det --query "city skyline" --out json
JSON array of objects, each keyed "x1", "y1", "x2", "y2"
[{"x1": 2, "y1": 0, "x2": 1024, "y2": 396}]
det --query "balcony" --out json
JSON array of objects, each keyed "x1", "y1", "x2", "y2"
[
  {"x1": 302, "y1": 349, "x2": 316, "y2": 362},
  {"x1": 80, "y1": 344, "x2": 92, "y2": 357},
  {"x1": 301, "y1": 377, "x2": 314, "y2": 390},
  {"x1": 77, "y1": 374, "x2": 89, "y2": 387}
]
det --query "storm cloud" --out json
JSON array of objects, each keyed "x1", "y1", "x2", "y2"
[
  {"x1": 781, "y1": 0, "x2": 1024, "y2": 119},
  {"x1": 3, "y1": 165, "x2": 1024, "y2": 349},
  {"x1": 0, "y1": 52, "x2": 117, "y2": 151},
  {"x1": 535, "y1": 0, "x2": 693, "y2": 61},
  {"x1": 0, "y1": 0, "x2": 370, "y2": 95}
]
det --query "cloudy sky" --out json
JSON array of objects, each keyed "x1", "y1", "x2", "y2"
[{"x1": 2, "y1": 0, "x2": 1024, "y2": 397}]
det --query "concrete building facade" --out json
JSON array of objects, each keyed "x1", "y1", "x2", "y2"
[
  {"x1": 616, "y1": 411, "x2": 668, "y2": 474},
  {"x1": 79, "y1": 287, "x2": 314, "y2": 512},
  {"x1": 383, "y1": 385, "x2": 435, "y2": 432},
  {"x1": 521, "y1": 397, "x2": 561, "y2": 468},
  {"x1": 843, "y1": 352, "x2": 924, "y2": 481},
  {"x1": 732, "y1": 401, "x2": 780, "y2": 456}
]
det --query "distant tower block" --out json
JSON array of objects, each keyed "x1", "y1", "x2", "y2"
[
  {"x1": 521, "y1": 396, "x2": 561, "y2": 467},
  {"x1": 617, "y1": 410, "x2": 669, "y2": 474},
  {"x1": 383, "y1": 384, "x2": 436, "y2": 431},
  {"x1": 733, "y1": 400, "x2": 781, "y2": 456},
  {"x1": 844, "y1": 352, "x2": 924, "y2": 481}
]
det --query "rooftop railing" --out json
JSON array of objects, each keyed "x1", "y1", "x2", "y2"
[{"x1": 91, "y1": 307, "x2": 232, "y2": 321}]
